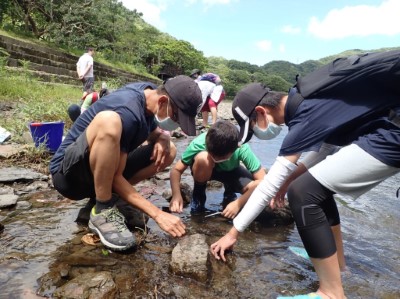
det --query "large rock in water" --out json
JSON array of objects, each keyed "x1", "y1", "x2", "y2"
[
  {"x1": 52, "y1": 271, "x2": 117, "y2": 299},
  {"x1": 170, "y1": 234, "x2": 209, "y2": 282}
]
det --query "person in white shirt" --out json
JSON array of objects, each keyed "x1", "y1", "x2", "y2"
[{"x1": 76, "y1": 47, "x2": 95, "y2": 93}]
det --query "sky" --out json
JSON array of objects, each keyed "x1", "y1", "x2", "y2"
[{"x1": 119, "y1": 0, "x2": 400, "y2": 66}]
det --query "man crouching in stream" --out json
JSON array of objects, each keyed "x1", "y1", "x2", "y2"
[{"x1": 49, "y1": 75, "x2": 202, "y2": 251}]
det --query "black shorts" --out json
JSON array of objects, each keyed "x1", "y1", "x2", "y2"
[
  {"x1": 52, "y1": 132, "x2": 154, "y2": 200},
  {"x1": 191, "y1": 164, "x2": 255, "y2": 193}
]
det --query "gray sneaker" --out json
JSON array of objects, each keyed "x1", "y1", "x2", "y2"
[{"x1": 88, "y1": 206, "x2": 136, "y2": 251}]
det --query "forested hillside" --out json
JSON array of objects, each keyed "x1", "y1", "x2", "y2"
[{"x1": 1, "y1": 0, "x2": 398, "y2": 97}]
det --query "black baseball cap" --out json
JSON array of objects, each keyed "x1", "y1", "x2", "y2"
[
  {"x1": 232, "y1": 83, "x2": 270, "y2": 144},
  {"x1": 164, "y1": 75, "x2": 202, "y2": 136}
]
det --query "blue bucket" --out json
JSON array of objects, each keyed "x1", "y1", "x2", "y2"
[{"x1": 29, "y1": 121, "x2": 64, "y2": 153}]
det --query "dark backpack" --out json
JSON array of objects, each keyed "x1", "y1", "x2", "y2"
[
  {"x1": 287, "y1": 50, "x2": 400, "y2": 121},
  {"x1": 296, "y1": 49, "x2": 400, "y2": 99}
]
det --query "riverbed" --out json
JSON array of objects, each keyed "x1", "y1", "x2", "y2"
[{"x1": 0, "y1": 116, "x2": 399, "y2": 298}]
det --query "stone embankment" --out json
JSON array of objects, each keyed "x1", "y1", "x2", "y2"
[{"x1": 0, "y1": 34, "x2": 160, "y2": 87}]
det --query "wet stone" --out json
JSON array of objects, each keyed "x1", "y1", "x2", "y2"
[
  {"x1": 0, "y1": 194, "x2": 18, "y2": 208},
  {"x1": 155, "y1": 172, "x2": 170, "y2": 180},
  {"x1": 19, "y1": 181, "x2": 49, "y2": 193},
  {"x1": 207, "y1": 180, "x2": 223, "y2": 188},
  {"x1": 15, "y1": 200, "x2": 32, "y2": 210},
  {"x1": 37, "y1": 267, "x2": 68, "y2": 297},
  {"x1": 0, "y1": 167, "x2": 48, "y2": 183},
  {"x1": 170, "y1": 233, "x2": 209, "y2": 282},
  {"x1": 52, "y1": 271, "x2": 117, "y2": 299},
  {"x1": 0, "y1": 185, "x2": 14, "y2": 195},
  {"x1": 255, "y1": 204, "x2": 294, "y2": 226},
  {"x1": 162, "y1": 182, "x2": 192, "y2": 205},
  {"x1": 60, "y1": 252, "x2": 118, "y2": 267}
]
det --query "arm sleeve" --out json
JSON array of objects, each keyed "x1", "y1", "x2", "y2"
[
  {"x1": 299, "y1": 143, "x2": 339, "y2": 169},
  {"x1": 233, "y1": 156, "x2": 297, "y2": 232}
]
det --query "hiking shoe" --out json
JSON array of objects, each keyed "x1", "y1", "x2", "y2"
[
  {"x1": 88, "y1": 206, "x2": 136, "y2": 251},
  {"x1": 190, "y1": 183, "x2": 207, "y2": 214}
]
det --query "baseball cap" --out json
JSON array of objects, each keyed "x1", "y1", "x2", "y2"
[
  {"x1": 232, "y1": 83, "x2": 270, "y2": 144},
  {"x1": 164, "y1": 75, "x2": 202, "y2": 136}
]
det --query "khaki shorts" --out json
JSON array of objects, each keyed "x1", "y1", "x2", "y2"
[{"x1": 309, "y1": 144, "x2": 399, "y2": 199}]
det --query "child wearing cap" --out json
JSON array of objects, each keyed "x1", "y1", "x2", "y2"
[{"x1": 169, "y1": 120, "x2": 265, "y2": 217}]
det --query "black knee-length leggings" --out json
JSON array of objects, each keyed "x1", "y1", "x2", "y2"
[{"x1": 287, "y1": 171, "x2": 340, "y2": 258}]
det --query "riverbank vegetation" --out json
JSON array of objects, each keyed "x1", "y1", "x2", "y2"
[{"x1": 1, "y1": 1, "x2": 399, "y2": 98}]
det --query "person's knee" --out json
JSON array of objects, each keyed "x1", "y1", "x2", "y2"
[
  {"x1": 192, "y1": 151, "x2": 213, "y2": 181},
  {"x1": 287, "y1": 174, "x2": 315, "y2": 215},
  {"x1": 87, "y1": 111, "x2": 122, "y2": 145},
  {"x1": 164, "y1": 141, "x2": 177, "y2": 167}
]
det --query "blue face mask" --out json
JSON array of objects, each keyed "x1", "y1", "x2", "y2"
[
  {"x1": 155, "y1": 100, "x2": 180, "y2": 131},
  {"x1": 253, "y1": 121, "x2": 282, "y2": 140}
]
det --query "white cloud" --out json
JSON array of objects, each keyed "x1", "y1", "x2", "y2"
[
  {"x1": 279, "y1": 44, "x2": 285, "y2": 53},
  {"x1": 120, "y1": 0, "x2": 234, "y2": 28},
  {"x1": 256, "y1": 40, "x2": 272, "y2": 52},
  {"x1": 119, "y1": 0, "x2": 167, "y2": 29},
  {"x1": 281, "y1": 25, "x2": 301, "y2": 35},
  {"x1": 308, "y1": 0, "x2": 400, "y2": 39}
]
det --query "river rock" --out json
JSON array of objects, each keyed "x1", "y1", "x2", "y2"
[
  {"x1": 255, "y1": 204, "x2": 294, "y2": 226},
  {"x1": 19, "y1": 181, "x2": 49, "y2": 193},
  {"x1": 170, "y1": 233, "x2": 209, "y2": 282},
  {"x1": 0, "y1": 194, "x2": 18, "y2": 208},
  {"x1": 0, "y1": 185, "x2": 14, "y2": 195},
  {"x1": 162, "y1": 182, "x2": 192, "y2": 205},
  {"x1": 36, "y1": 263, "x2": 71, "y2": 297},
  {"x1": 60, "y1": 253, "x2": 118, "y2": 267},
  {"x1": 0, "y1": 167, "x2": 48, "y2": 183},
  {"x1": 52, "y1": 271, "x2": 117, "y2": 299}
]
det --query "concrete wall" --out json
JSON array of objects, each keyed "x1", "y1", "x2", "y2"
[{"x1": 0, "y1": 34, "x2": 161, "y2": 87}]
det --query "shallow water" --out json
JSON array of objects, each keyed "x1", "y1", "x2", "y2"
[{"x1": 0, "y1": 126, "x2": 399, "y2": 298}]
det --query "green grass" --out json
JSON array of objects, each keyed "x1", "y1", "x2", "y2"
[
  {"x1": 0, "y1": 29, "x2": 159, "y2": 79},
  {"x1": 0, "y1": 67, "x2": 82, "y2": 142}
]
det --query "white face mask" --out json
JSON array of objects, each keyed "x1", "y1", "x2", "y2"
[
  {"x1": 210, "y1": 154, "x2": 232, "y2": 163},
  {"x1": 253, "y1": 121, "x2": 282, "y2": 140},
  {"x1": 154, "y1": 99, "x2": 180, "y2": 131}
]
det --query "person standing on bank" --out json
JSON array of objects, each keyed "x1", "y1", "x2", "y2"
[
  {"x1": 210, "y1": 82, "x2": 400, "y2": 299},
  {"x1": 189, "y1": 69, "x2": 202, "y2": 82},
  {"x1": 76, "y1": 47, "x2": 95, "y2": 93},
  {"x1": 50, "y1": 75, "x2": 202, "y2": 251}
]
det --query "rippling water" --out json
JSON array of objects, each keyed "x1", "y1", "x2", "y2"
[{"x1": 0, "y1": 126, "x2": 399, "y2": 298}]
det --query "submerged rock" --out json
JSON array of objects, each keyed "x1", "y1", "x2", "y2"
[
  {"x1": 52, "y1": 271, "x2": 117, "y2": 299},
  {"x1": 162, "y1": 182, "x2": 192, "y2": 206},
  {"x1": 170, "y1": 233, "x2": 209, "y2": 282}
]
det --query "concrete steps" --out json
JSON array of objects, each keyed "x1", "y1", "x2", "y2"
[{"x1": 0, "y1": 34, "x2": 160, "y2": 87}]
